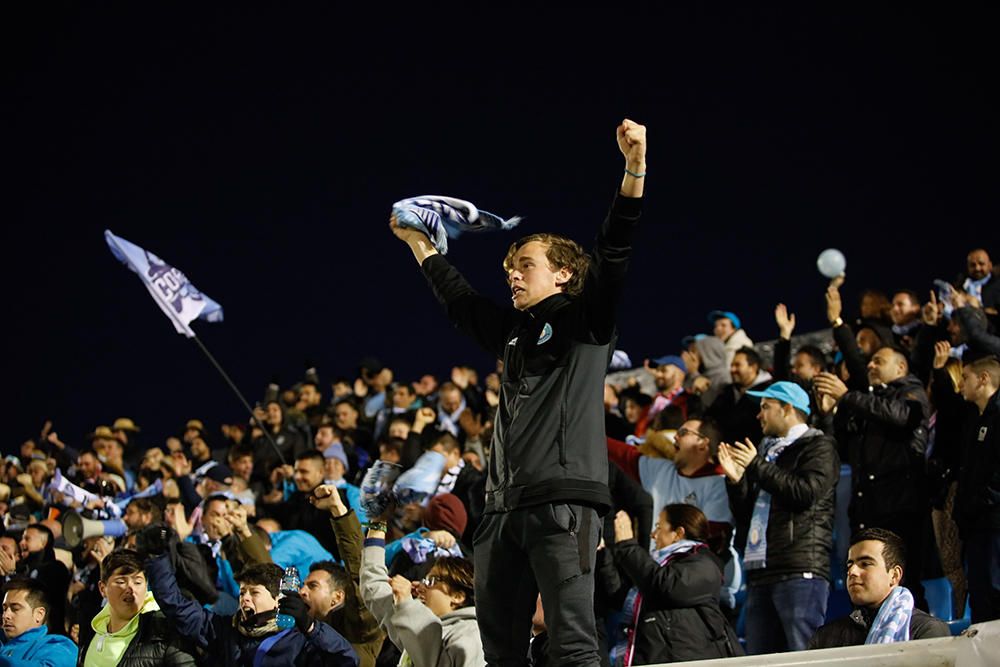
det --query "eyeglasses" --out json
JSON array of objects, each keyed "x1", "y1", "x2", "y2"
[
  {"x1": 677, "y1": 427, "x2": 707, "y2": 440},
  {"x1": 419, "y1": 576, "x2": 439, "y2": 588}
]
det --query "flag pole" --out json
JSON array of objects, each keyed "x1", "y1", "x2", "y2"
[{"x1": 190, "y1": 336, "x2": 287, "y2": 467}]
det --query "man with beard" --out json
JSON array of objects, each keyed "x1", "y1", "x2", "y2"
[
  {"x1": 145, "y1": 536, "x2": 357, "y2": 666},
  {"x1": 705, "y1": 347, "x2": 773, "y2": 446},
  {"x1": 645, "y1": 354, "x2": 700, "y2": 424},
  {"x1": 81, "y1": 548, "x2": 196, "y2": 666},
  {"x1": 718, "y1": 382, "x2": 840, "y2": 653},
  {"x1": 814, "y1": 346, "x2": 931, "y2": 609},
  {"x1": 956, "y1": 248, "x2": 999, "y2": 325}
]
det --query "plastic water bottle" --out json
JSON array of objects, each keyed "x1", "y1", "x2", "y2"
[{"x1": 276, "y1": 566, "x2": 301, "y2": 629}]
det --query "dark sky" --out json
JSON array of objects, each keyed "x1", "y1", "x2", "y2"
[{"x1": 6, "y1": 5, "x2": 998, "y2": 449}]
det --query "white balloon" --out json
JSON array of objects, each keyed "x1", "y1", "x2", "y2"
[{"x1": 817, "y1": 248, "x2": 846, "y2": 279}]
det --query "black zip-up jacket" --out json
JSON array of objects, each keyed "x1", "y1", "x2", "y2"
[
  {"x1": 726, "y1": 428, "x2": 840, "y2": 584},
  {"x1": 599, "y1": 541, "x2": 742, "y2": 663},
  {"x1": 835, "y1": 375, "x2": 931, "y2": 525},
  {"x1": 808, "y1": 604, "x2": 949, "y2": 649},
  {"x1": 421, "y1": 193, "x2": 641, "y2": 514},
  {"x1": 954, "y1": 388, "x2": 1000, "y2": 537}
]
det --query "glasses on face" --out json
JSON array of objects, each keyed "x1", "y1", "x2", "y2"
[
  {"x1": 676, "y1": 427, "x2": 707, "y2": 440},
  {"x1": 419, "y1": 576, "x2": 438, "y2": 589}
]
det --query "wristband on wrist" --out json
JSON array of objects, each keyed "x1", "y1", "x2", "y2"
[
  {"x1": 367, "y1": 521, "x2": 388, "y2": 533},
  {"x1": 624, "y1": 168, "x2": 646, "y2": 178}
]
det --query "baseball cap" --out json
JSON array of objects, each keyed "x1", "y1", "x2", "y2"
[
  {"x1": 707, "y1": 310, "x2": 742, "y2": 330},
  {"x1": 650, "y1": 355, "x2": 687, "y2": 373},
  {"x1": 747, "y1": 381, "x2": 811, "y2": 415}
]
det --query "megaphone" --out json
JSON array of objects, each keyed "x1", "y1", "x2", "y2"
[{"x1": 61, "y1": 512, "x2": 128, "y2": 548}]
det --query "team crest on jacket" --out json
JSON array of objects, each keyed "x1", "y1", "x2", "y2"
[{"x1": 537, "y1": 323, "x2": 553, "y2": 345}]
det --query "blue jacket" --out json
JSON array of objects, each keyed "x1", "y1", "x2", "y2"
[
  {"x1": 0, "y1": 626, "x2": 77, "y2": 667},
  {"x1": 146, "y1": 554, "x2": 357, "y2": 667},
  {"x1": 270, "y1": 530, "x2": 336, "y2": 573}
]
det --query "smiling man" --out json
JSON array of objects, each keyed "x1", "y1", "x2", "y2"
[
  {"x1": 390, "y1": 120, "x2": 646, "y2": 666},
  {"x1": 809, "y1": 528, "x2": 948, "y2": 648}
]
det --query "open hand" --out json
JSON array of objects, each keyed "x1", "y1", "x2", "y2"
[
  {"x1": 717, "y1": 443, "x2": 747, "y2": 483},
  {"x1": 813, "y1": 372, "x2": 849, "y2": 403},
  {"x1": 933, "y1": 341, "x2": 953, "y2": 370},
  {"x1": 775, "y1": 303, "x2": 796, "y2": 340}
]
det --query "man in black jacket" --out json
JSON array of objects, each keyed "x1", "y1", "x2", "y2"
[
  {"x1": 718, "y1": 381, "x2": 840, "y2": 654},
  {"x1": 955, "y1": 355, "x2": 1000, "y2": 622},
  {"x1": 704, "y1": 347, "x2": 773, "y2": 446},
  {"x1": 389, "y1": 119, "x2": 646, "y2": 666},
  {"x1": 814, "y1": 346, "x2": 931, "y2": 609},
  {"x1": 809, "y1": 528, "x2": 948, "y2": 648}
]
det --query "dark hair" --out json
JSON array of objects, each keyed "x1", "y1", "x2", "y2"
[
  {"x1": 295, "y1": 449, "x2": 325, "y2": 466},
  {"x1": 3, "y1": 577, "x2": 49, "y2": 620},
  {"x1": 431, "y1": 432, "x2": 462, "y2": 454},
  {"x1": 850, "y1": 527, "x2": 906, "y2": 573},
  {"x1": 333, "y1": 398, "x2": 359, "y2": 413},
  {"x1": 25, "y1": 524, "x2": 53, "y2": 549},
  {"x1": 378, "y1": 437, "x2": 405, "y2": 457},
  {"x1": 660, "y1": 503, "x2": 709, "y2": 543},
  {"x1": 694, "y1": 418, "x2": 723, "y2": 460},
  {"x1": 428, "y1": 557, "x2": 476, "y2": 608},
  {"x1": 503, "y1": 233, "x2": 591, "y2": 297},
  {"x1": 228, "y1": 444, "x2": 255, "y2": 462},
  {"x1": 794, "y1": 345, "x2": 827, "y2": 370},
  {"x1": 129, "y1": 497, "x2": 163, "y2": 523},
  {"x1": 651, "y1": 405, "x2": 685, "y2": 431},
  {"x1": 101, "y1": 549, "x2": 145, "y2": 583},
  {"x1": 235, "y1": 562, "x2": 284, "y2": 598},
  {"x1": 622, "y1": 392, "x2": 653, "y2": 409},
  {"x1": 892, "y1": 289, "x2": 921, "y2": 305},
  {"x1": 300, "y1": 381, "x2": 320, "y2": 393},
  {"x1": 308, "y1": 560, "x2": 350, "y2": 593},
  {"x1": 734, "y1": 346, "x2": 762, "y2": 369}
]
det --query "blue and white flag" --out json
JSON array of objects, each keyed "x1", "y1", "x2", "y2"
[
  {"x1": 392, "y1": 195, "x2": 522, "y2": 255},
  {"x1": 105, "y1": 230, "x2": 223, "y2": 337}
]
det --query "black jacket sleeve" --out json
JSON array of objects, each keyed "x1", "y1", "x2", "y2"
[
  {"x1": 833, "y1": 322, "x2": 869, "y2": 391},
  {"x1": 421, "y1": 255, "x2": 517, "y2": 359},
  {"x1": 954, "y1": 306, "x2": 1000, "y2": 357},
  {"x1": 613, "y1": 541, "x2": 718, "y2": 608},
  {"x1": 580, "y1": 194, "x2": 642, "y2": 344},
  {"x1": 773, "y1": 338, "x2": 791, "y2": 381},
  {"x1": 746, "y1": 435, "x2": 840, "y2": 512}
]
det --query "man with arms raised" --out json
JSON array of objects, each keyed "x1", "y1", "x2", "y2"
[{"x1": 390, "y1": 120, "x2": 646, "y2": 666}]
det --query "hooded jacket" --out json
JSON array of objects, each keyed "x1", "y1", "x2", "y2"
[
  {"x1": 361, "y1": 541, "x2": 484, "y2": 667},
  {"x1": 1, "y1": 625, "x2": 76, "y2": 667},
  {"x1": 420, "y1": 193, "x2": 641, "y2": 515}
]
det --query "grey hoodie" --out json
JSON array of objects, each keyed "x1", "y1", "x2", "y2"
[{"x1": 361, "y1": 544, "x2": 485, "y2": 667}]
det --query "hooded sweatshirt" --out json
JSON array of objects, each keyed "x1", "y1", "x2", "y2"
[
  {"x1": 84, "y1": 591, "x2": 158, "y2": 667},
  {"x1": 0, "y1": 624, "x2": 77, "y2": 667}
]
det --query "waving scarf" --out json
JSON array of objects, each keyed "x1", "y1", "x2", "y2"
[{"x1": 392, "y1": 195, "x2": 522, "y2": 255}]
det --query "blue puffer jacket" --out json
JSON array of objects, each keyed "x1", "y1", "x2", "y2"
[{"x1": 0, "y1": 626, "x2": 77, "y2": 667}]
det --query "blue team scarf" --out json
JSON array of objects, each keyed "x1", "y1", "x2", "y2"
[
  {"x1": 866, "y1": 586, "x2": 914, "y2": 644},
  {"x1": 392, "y1": 195, "x2": 522, "y2": 255},
  {"x1": 744, "y1": 424, "x2": 811, "y2": 570},
  {"x1": 399, "y1": 535, "x2": 464, "y2": 564}
]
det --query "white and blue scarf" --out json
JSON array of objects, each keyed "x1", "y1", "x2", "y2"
[
  {"x1": 613, "y1": 539, "x2": 703, "y2": 667},
  {"x1": 866, "y1": 586, "x2": 914, "y2": 644},
  {"x1": 392, "y1": 195, "x2": 522, "y2": 255},
  {"x1": 744, "y1": 424, "x2": 810, "y2": 570}
]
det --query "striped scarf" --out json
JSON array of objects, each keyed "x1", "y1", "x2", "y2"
[{"x1": 392, "y1": 195, "x2": 522, "y2": 255}]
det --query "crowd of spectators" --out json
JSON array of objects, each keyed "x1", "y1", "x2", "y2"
[{"x1": 2, "y1": 246, "x2": 998, "y2": 666}]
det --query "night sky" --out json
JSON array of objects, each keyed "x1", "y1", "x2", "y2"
[{"x1": 7, "y1": 5, "x2": 998, "y2": 449}]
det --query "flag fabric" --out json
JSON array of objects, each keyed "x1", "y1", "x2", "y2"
[
  {"x1": 391, "y1": 195, "x2": 522, "y2": 255},
  {"x1": 105, "y1": 230, "x2": 223, "y2": 337}
]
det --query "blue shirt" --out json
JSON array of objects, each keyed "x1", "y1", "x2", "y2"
[{"x1": 0, "y1": 625, "x2": 77, "y2": 667}]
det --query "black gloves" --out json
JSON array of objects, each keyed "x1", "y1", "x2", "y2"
[
  {"x1": 136, "y1": 523, "x2": 174, "y2": 558},
  {"x1": 279, "y1": 591, "x2": 313, "y2": 634}
]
